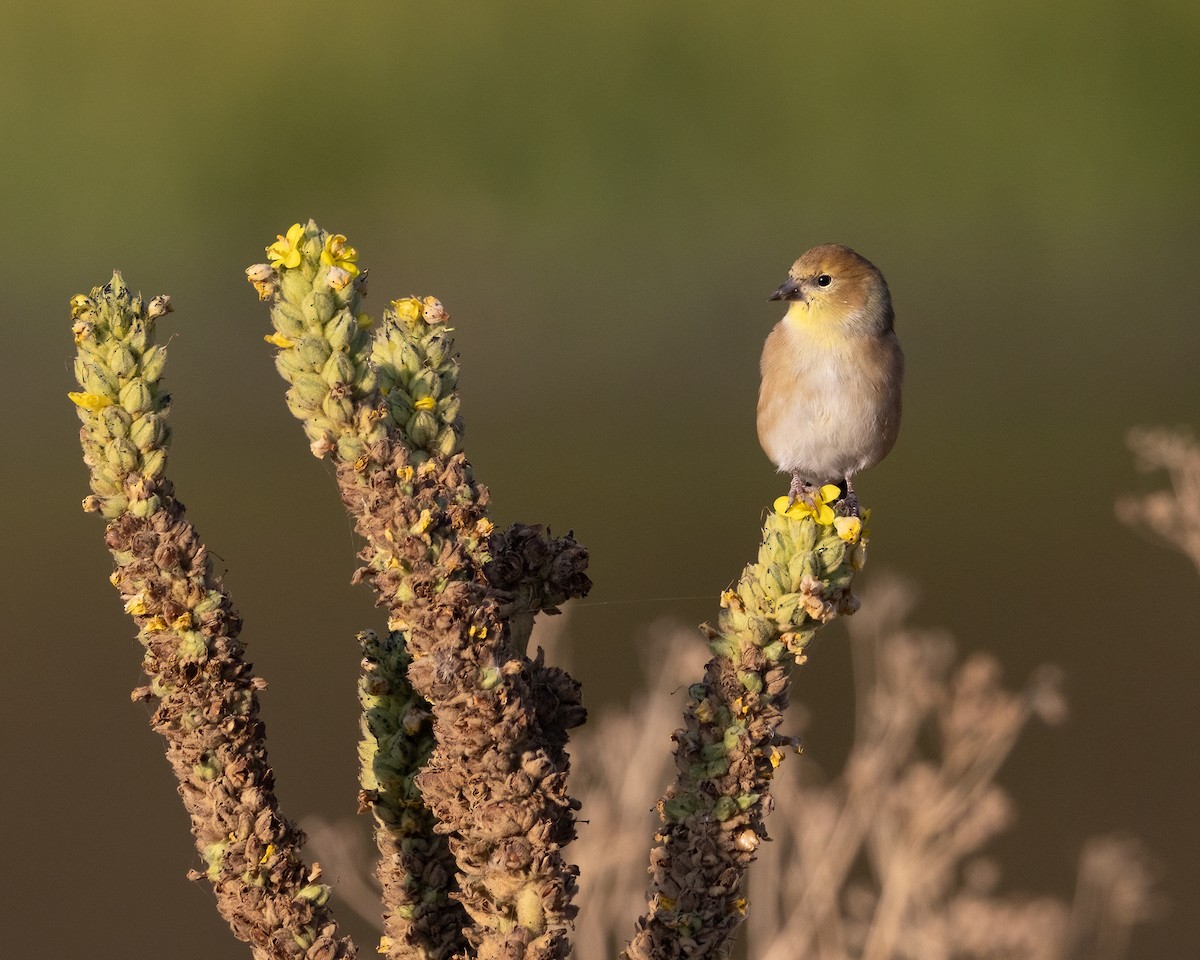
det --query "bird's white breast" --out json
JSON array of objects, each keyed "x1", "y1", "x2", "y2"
[{"x1": 757, "y1": 317, "x2": 900, "y2": 483}]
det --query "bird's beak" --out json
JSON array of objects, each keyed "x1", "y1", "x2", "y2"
[{"x1": 769, "y1": 277, "x2": 804, "y2": 302}]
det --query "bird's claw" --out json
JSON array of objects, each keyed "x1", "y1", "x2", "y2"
[
  {"x1": 838, "y1": 478, "x2": 861, "y2": 518},
  {"x1": 787, "y1": 476, "x2": 822, "y2": 511}
]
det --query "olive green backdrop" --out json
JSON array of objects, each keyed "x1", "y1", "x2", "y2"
[{"x1": 3, "y1": 2, "x2": 1197, "y2": 957}]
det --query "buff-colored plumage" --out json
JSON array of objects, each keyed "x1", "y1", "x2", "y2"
[{"x1": 757, "y1": 244, "x2": 903, "y2": 509}]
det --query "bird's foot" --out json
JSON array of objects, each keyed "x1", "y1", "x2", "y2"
[
  {"x1": 838, "y1": 478, "x2": 861, "y2": 518},
  {"x1": 788, "y1": 475, "x2": 822, "y2": 510}
]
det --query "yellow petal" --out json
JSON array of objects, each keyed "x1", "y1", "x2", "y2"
[
  {"x1": 413, "y1": 397, "x2": 437, "y2": 411},
  {"x1": 813, "y1": 501, "x2": 835, "y2": 525},
  {"x1": 817, "y1": 484, "x2": 841, "y2": 504},
  {"x1": 68, "y1": 391, "x2": 113, "y2": 412},
  {"x1": 391, "y1": 297, "x2": 423, "y2": 322},
  {"x1": 263, "y1": 332, "x2": 295, "y2": 348},
  {"x1": 833, "y1": 516, "x2": 862, "y2": 543}
]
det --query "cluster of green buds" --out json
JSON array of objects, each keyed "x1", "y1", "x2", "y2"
[
  {"x1": 69, "y1": 273, "x2": 173, "y2": 520},
  {"x1": 248, "y1": 221, "x2": 384, "y2": 465},
  {"x1": 373, "y1": 296, "x2": 462, "y2": 463},
  {"x1": 357, "y1": 628, "x2": 434, "y2": 829},
  {"x1": 248, "y1": 221, "x2": 464, "y2": 471},
  {"x1": 710, "y1": 491, "x2": 866, "y2": 662}
]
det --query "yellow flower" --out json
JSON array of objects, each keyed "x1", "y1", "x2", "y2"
[
  {"x1": 266, "y1": 223, "x2": 304, "y2": 269},
  {"x1": 772, "y1": 484, "x2": 840, "y2": 525},
  {"x1": 413, "y1": 397, "x2": 437, "y2": 412},
  {"x1": 320, "y1": 233, "x2": 359, "y2": 276},
  {"x1": 259, "y1": 843, "x2": 275, "y2": 865},
  {"x1": 391, "y1": 297, "x2": 422, "y2": 322},
  {"x1": 68, "y1": 391, "x2": 113, "y2": 412},
  {"x1": 833, "y1": 516, "x2": 862, "y2": 543},
  {"x1": 263, "y1": 332, "x2": 295, "y2": 348}
]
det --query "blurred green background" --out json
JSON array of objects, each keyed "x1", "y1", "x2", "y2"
[{"x1": 4, "y1": 1, "x2": 1198, "y2": 956}]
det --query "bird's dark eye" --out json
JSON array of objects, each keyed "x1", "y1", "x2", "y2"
[{"x1": 816, "y1": 274, "x2": 832, "y2": 287}]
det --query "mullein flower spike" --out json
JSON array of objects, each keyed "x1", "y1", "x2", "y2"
[
  {"x1": 250, "y1": 223, "x2": 591, "y2": 960},
  {"x1": 625, "y1": 501, "x2": 864, "y2": 960},
  {"x1": 69, "y1": 274, "x2": 354, "y2": 959}
]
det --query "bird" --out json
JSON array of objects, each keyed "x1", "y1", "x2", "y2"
[{"x1": 757, "y1": 244, "x2": 904, "y2": 516}]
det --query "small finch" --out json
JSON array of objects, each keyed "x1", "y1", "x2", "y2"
[{"x1": 757, "y1": 244, "x2": 904, "y2": 515}]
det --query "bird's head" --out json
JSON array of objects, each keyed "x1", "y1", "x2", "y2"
[{"x1": 769, "y1": 244, "x2": 893, "y2": 335}]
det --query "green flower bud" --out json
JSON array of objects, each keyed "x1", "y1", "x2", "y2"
[
  {"x1": 140, "y1": 344, "x2": 167, "y2": 381},
  {"x1": 108, "y1": 344, "x2": 136, "y2": 377},
  {"x1": 325, "y1": 309, "x2": 356, "y2": 352},
  {"x1": 178, "y1": 630, "x2": 208, "y2": 660},
  {"x1": 274, "y1": 348, "x2": 311, "y2": 381},
  {"x1": 285, "y1": 388, "x2": 316, "y2": 419},
  {"x1": 304, "y1": 417, "x2": 340, "y2": 446},
  {"x1": 700, "y1": 742, "x2": 727, "y2": 761},
  {"x1": 663, "y1": 792, "x2": 699, "y2": 822},
  {"x1": 129, "y1": 494, "x2": 161, "y2": 518},
  {"x1": 141, "y1": 448, "x2": 168, "y2": 480},
  {"x1": 712, "y1": 796, "x2": 738, "y2": 821},
  {"x1": 424, "y1": 331, "x2": 451, "y2": 366},
  {"x1": 434, "y1": 426, "x2": 459, "y2": 457},
  {"x1": 774, "y1": 594, "x2": 803, "y2": 626},
  {"x1": 272, "y1": 301, "x2": 307, "y2": 337},
  {"x1": 407, "y1": 410, "x2": 438, "y2": 447},
  {"x1": 297, "y1": 337, "x2": 332, "y2": 372},
  {"x1": 194, "y1": 591, "x2": 224, "y2": 615},
  {"x1": 439, "y1": 359, "x2": 460, "y2": 395},
  {"x1": 321, "y1": 393, "x2": 353, "y2": 427},
  {"x1": 100, "y1": 404, "x2": 133, "y2": 440},
  {"x1": 296, "y1": 883, "x2": 332, "y2": 907},
  {"x1": 279, "y1": 269, "x2": 311, "y2": 305},
  {"x1": 130, "y1": 413, "x2": 166, "y2": 452},
  {"x1": 409, "y1": 368, "x2": 439, "y2": 401},
  {"x1": 126, "y1": 316, "x2": 149, "y2": 354},
  {"x1": 89, "y1": 467, "x2": 121, "y2": 497},
  {"x1": 387, "y1": 392, "x2": 414, "y2": 421},
  {"x1": 399, "y1": 341, "x2": 422, "y2": 376},
  {"x1": 80, "y1": 360, "x2": 119, "y2": 398},
  {"x1": 355, "y1": 361, "x2": 377, "y2": 394},
  {"x1": 99, "y1": 495, "x2": 128, "y2": 519},
  {"x1": 737, "y1": 671, "x2": 763, "y2": 694},
  {"x1": 322, "y1": 352, "x2": 356, "y2": 387},
  {"x1": 292, "y1": 372, "x2": 329, "y2": 407},
  {"x1": 336, "y1": 435, "x2": 367, "y2": 464},
  {"x1": 119, "y1": 378, "x2": 154, "y2": 415},
  {"x1": 106, "y1": 437, "x2": 140, "y2": 474},
  {"x1": 302, "y1": 291, "x2": 335, "y2": 326}
]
